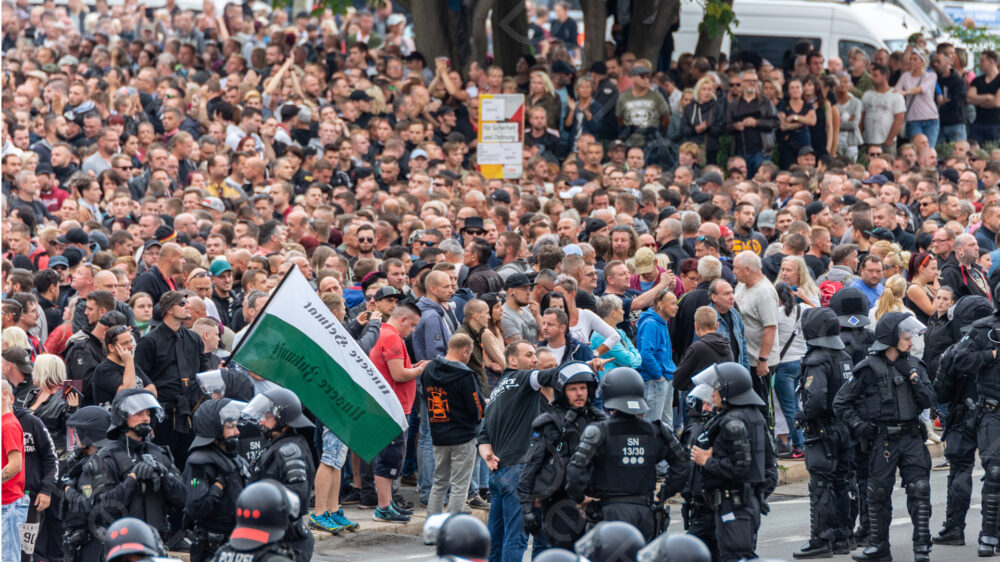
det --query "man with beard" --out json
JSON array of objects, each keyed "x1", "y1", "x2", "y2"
[
  {"x1": 132, "y1": 242, "x2": 184, "y2": 305},
  {"x1": 731, "y1": 202, "x2": 768, "y2": 256}
]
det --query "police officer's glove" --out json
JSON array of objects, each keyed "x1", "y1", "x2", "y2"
[
  {"x1": 522, "y1": 507, "x2": 541, "y2": 536},
  {"x1": 133, "y1": 460, "x2": 158, "y2": 481},
  {"x1": 852, "y1": 421, "x2": 877, "y2": 442}
]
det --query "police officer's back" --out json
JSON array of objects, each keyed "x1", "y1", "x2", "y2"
[
  {"x1": 241, "y1": 388, "x2": 315, "y2": 562},
  {"x1": 564, "y1": 367, "x2": 690, "y2": 541},
  {"x1": 519, "y1": 362, "x2": 606, "y2": 548},
  {"x1": 208, "y1": 480, "x2": 298, "y2": 562},
  {"x1": 104, "y1": 517, "x2": 172, "y2": 561},
  {"x1": 829, "y1": 288, "x2": 876, "y2": 366},
  {"x1": 422, "y1": 512, "x2": 490, "y2": 561},
  {"x1": 60, "y1": 406, "x2": 113, "y2": 562},
  {"x1": 184, "y1": 398, "x2": 252, "y2": 562},
  {"x1": 86, "y1": 389, "x2": 185, "y2": 542}
]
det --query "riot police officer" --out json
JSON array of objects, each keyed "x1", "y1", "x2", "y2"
[
  {"x1": 208, "y1": 480, "x2": 298, "y2": 562},
  {"x1": 794, "y1": 307, "x2": 857, "y2": 558},
  {"x1": 241, "y1": 388, "x2": 316, "y2": 562},
  {"x1": 61, "y1": 406, "x2": 113, "y2": 561},
  {"x1": 573, "y1": 520, "x2": 646, "y2": 562},
  {"x1": 679, "y1": 387, "x2": 721, "y2": 559},
  {"x1": 86, "y1": 389, "x2": 186, "y2": 545},
  {"x1": 519, "y1": 361, "x2": 606, "y2": 549},
  {"x1": 184, "y1": 398, "x2": 252, "y2": 562},
  {"x1": 932, "y1": 295, "x2": 994, "y2": 547},
  {"x1": 689, "y1": 362, "x2": 778, "y2": 562},
  {"x1": 829, "y1": 287, "x2": 877, "y2": 547},
  {"x1": 422, "y1": 512, "x2": 491, "y2": 561},
  {"x1": 105, "y1": 517, "x2": 168, "y2": 561},
  {"x1": 833, "y1": 312, "x2": 936, "y2": 562},
  {"x1": 564, "y1": 367, "x2": 690, "y2": 541},
  {"x1": 637, "y1": 532, "x2": 713, "y2": 562},
  {"x1": 951, "y1": 286, "x2": 1000, "y2": 557}
]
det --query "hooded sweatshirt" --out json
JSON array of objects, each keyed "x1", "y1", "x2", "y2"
[
  {"x1": 636, "y1": 307, "x2": 676, "y2": 382},
  {"x1": 421, "y1": 357, "x2": 483, "y2": 446},
  {"x1": 672, "y1": 332, "x2": 735, "y2": 391},
  {"x1": 413, "y1": 297, "x2": 453, "y2": 361}
]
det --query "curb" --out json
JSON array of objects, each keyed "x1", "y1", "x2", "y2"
[{"x1": 313, "y1": 504, "x2": 491, "y2": 541}]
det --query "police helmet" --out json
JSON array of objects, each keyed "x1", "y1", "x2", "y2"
[
  {"x1": 691, "y1": 362, "x2": 764, "y2": 407},
  {"x1": 950, "y1": 295, "x2": 994, "y2": 338},
  {"x1": 553, "y1": 362, "x2": 598, "y2": 406},
  {"x1": 870, "y1": 311, "x2": 925, "y2": 352},
  {"x1": 241, "y1": 387, "x2": 314, "y2": 429},
  {"x1": 801, "y1": 307, "x2": 844, "y2": 350},
  {"x1": 105, "y1": 517, "x2": 167, "y2": 561},
  {"x1": 66, "y1": 406, "x2": 113, "y2": 450},
  {"x1": 534, "y1": 548, "x2": 587, "y2": 561},
  {"x1": 575, "y1": 521, "x2": 645, "y2": 562},
  {"x1": 637, "y1": 533, "x2": 712, "y2": 562},
  {"x1": 600, "y1": 367, "x2": 648, "y2": 414},
  {"x1": 106, "y1": 389, "x2": 165, "y2": 438},
  {"x1": 422, "y1": 513, "x2": 490, "y2": 559},
  {"x1": 828, "y1": 287, "x2": 870, "y2": 329},
  {"x1": 190, "y1": 398, "x2": 247, "y2": 450},
  {"x1": 229, "y1": 480, "x2": 298, "y2": 551}
]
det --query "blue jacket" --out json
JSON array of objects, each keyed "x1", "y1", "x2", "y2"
[
  {"x1": 538, "y1": 333, "x2": 594, "y2": 365},
  {"x1": 709, "y1": 304, "x2": 751, "y2": 372},
  {"x1": 590, "y1": 328, "x2": 641, "y2": 374},
  {"x1": 636, "y1": 308, "x2": 676, "y2": 382},
  {"x1": 413, "y1": 297, "x2": 451, "y2": 361}
]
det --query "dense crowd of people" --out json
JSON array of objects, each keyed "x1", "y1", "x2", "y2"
[{"x1": 2, "y1": 0, "x2": 1000, "y2": 561}]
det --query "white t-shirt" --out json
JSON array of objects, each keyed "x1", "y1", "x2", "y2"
[
  {"x1": 569, "y1": 309, "x2": 621, "y2": 349},
  {"x1": 861, "y1": 89, "x2": 906, "y2": 144}
]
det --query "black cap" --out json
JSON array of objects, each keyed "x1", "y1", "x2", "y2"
[
  {"x1": 490, "y1": 189, "x2": 511, "y2": 204},
  {"x1": 865, "y1": 227, "x2": 896, "y2": 242},
  {"x1": 584, "y1": 218, "x2": 608, "y2": 235},
  {"x1": 551, "y1": 60, "x2": 574, "y2": 75},
  {"x1": 62, "y1": 247, "x2": 85, "y2": 267},
  {"x1": 408, "y1": 259, "x2": 433, "y2": 280},
  {"x1": 348, "y1": 90, "x2": 372, "y2": 102},
  {"x1": 373, "y1": 286, "x2": 402, "y2": 302},
  {"x1": 154, "y1": 226, "x2": 177, "y2": 243},
  {"x1": 589, "y1": 61, "x2": 608, "y2": 74},
  {"x1": 57, "y1": 227, "x2": 89, "y2": 245},
  {"x1": 805, "y1": 201, "x2": 826, "y2": 222},
  {"x1": 461, "y1": 217, "x2": 485, "y2": 234},
  {"x1": 798, "y1": 145, "x2": 817, "y2": 157},
  {"x1": 503, "y1": 272, "x2": 533, "y2": 289}
]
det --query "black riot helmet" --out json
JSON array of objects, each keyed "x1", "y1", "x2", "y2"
[
  {"x1": 600, "y1": 367, "x2": 648, "y2": 414},
  {"x1": 107, "y1": 389, "x2": 165, "y2": 439},
  {"x1": 638, "y1": 533, "x2": 712, "y2": 562},
  {"x1": 575, "y1": 521, "x2": 645, "y2": 562},
  {"x1": 801, "y1": 307, "x2": 845, "y2": 350},
  {"x1": 553, "y1": 361, "x2": 598, "y2": 407},
  {"x1": 229, "y1": 480, "x2": 299, "y2": 551},
  {"x1": 190, "y1": 398, "x2": 247, "y2": 450},
  {"x1": 949, "y1": 295, "x2": 994, "y2": 339},
  {"x1": 871, "y1": 311, "x2": 924, "y2": 353},
  {"x1": 104, "y1": 517, "x2": 167, "y2": 561},
  {"x1": 422, "y1": 513, "x2": 490, "y2": 559},
  {"x1": 828, "y1": 287, "x2": 871, "y2": 329},
  {"x1": 241, "y1": 387, "x2": 314, "y2": 429},
  {"x1": 534, "y1": 548, "x2": 587, "y2": 561},
  {"x1": 66, "y1": 406, "x2": 113, "y2": 450},
  {"x1": 691, "y1": 362, "x2": 764, "y2": 407}
]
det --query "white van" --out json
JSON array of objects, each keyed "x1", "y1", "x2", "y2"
[{"x1": 674, "y1": 0, "x2": 922, "y2": 64}]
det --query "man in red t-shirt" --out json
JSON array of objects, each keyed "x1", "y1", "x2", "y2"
[
  {"x1": 367, "y1": 303, "x2": 428, "y2": 522},
  {"x1": 1, "y1": 380, "x2": 26, "y2": 562}
]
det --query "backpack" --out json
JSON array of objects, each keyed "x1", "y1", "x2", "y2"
[{"x1": 818, "y1": 280, "x2": 843, "y2": 307}]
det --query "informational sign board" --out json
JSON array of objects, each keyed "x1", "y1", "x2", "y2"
[{"x1": 477, "y1": 94, "x2": 525, "y2": 179}]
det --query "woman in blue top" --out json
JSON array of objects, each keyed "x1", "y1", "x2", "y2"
[{"x1": 589, "y1": 294, "x2": 642, "y2": 375}]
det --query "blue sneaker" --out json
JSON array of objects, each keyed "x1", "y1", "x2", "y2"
[
  {"x1": 390, "y1": 500, "x2": 414, "y2": 516},
  {"x1": 309, "y1": 512, "x2": 344, "y2": 534},
  {"x1": 373, "y1": 505, "x2": 410, "y2": 523},
  {"x1": 330, "y1": 508, "x2": 360, "y2": 531}
]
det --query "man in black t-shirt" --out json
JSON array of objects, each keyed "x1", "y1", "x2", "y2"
[{"x1": 969, "y1": 50, "x2": 1000, "y2": 144}]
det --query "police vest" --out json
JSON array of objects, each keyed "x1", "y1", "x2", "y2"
[
  {"x1": 187, "y1": 445, "x2": 251, "y2": 533},
  {"x1": 591, "y1": 416, "x2": 663, "y2": 500}
]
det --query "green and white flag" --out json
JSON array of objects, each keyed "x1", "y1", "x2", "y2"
[{"x1": 231, "y1": 267, "x2": 407, "y2": 461}]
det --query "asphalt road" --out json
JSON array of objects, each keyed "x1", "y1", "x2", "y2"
[{"x1": 315, "y1": 464, "x2": 986, "y2": 561}]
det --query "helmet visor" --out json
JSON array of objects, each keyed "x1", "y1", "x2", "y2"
[
  {"x1": 686, "y1": 383, "x2": 715, "y2": 406},
  {"x1": 197, "y1": 370, "x2": 226, "y2": 397},
  {"x1": 558, "y1": 362, "x2": 594, "y2": 386},
  {"x1": 118, "y1": 393, "x2": 165, "y2": 422},
  {"x1": 241, "y1": 394, "x2": 276, "y2": 424},
  {"x1": 220, "y1": 400, "x2": 247, "y2": 428},
  {"x1": 421, "y1": 513, "x2": 450, "y2": 546},
  {"x1": 691, "y1": 365, "x2": 721, "y2": 390},
  {"x1": 897, "y1": 315, "x2": 926, "y2": 337}
]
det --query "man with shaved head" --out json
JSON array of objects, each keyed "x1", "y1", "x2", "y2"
[
  {"x1": 132, "y1": 242, "x2": 185, "y2": 304},
  {"x1": 940, "y1": 233, "x2": 990, "y2": 300}
]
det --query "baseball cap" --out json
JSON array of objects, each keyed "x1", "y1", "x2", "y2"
[
  {"x1": 373, "y1": 286, "x2": 402, "y2": 302},
  {"x1": 490, "y1": 189, "x2": 511, "y2": 204},
  {"x1": 209, "y1": 259, "x2": 232, "y2": 276},
  {"x1": 503, "y1": 273, "x2": 534, "y2": 289},
  {"x1": 387, "y1": 13, "x2": 406, "y2": 27},
  {"x1": 696, "y1": 172, "x2": 724, "y2": 186},
  {"x1": 551, "y1": 60, "x2": 575, "y2": 75},
  {"x1": 865, "y1": 227, "x2": 896, "y2": 242},
  {"x1": 62, "y1": 247, "x2": 84, "y2": 267},
  {"x1": 563, "y1": 244, "x2": 583, "y2": 257},
  {"x1": 1, "y1": 348, "x2": 32, "y2": 375},
  {"x1": 971, "y1": 149, "x2": 990, "y2": 161},
  {"x1": 798, "y1": 146, "x2": 817, "y2": 157},
  {"x1": 201, "y1": 197, "x2": 225, "y2": 213},
  {"x1": 57, "y1": 227, "x2": 89, "y2": 245},
  {"x1": 349, "y1": 90, "x2": 372, "y2": 102},
  {"x1": 48, "y1": 255, "x2": 69, "y2": 269},
  {"x1": 863, "y1": 174, "x2": 889, "y2": 186},
  {"x1": 410, "y1": 148, "x2": 429, "y2": 160},
  {"x1": 634, "y1": 247, "x2": 656, "y2": 275},
  {"x1": 408, "y1": 259, "x2": 433, "y2": 280},
  {"x1": 630, "y1": 64, "x2": 652, "y2": 76},
  {"x1": 757, "y1": 209, "x2": 777, "y2": 229}
]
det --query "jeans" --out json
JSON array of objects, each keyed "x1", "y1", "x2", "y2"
[
  {"x1": 643, "y1": 378, "x2": 673, "y2": 429},
  {"x1": 488, "y1": 464, "x2": 528, "y2": 562},
  {"x1": 773, "y1": 361, "x2": 804, "y2": 449},
  {"x1": 744, "y1": 151, "x2": 764, "y2": 179},
  {"x1": 2, "y1": 495, "x2": 29, "y2": 562},
  {"x1": 906, "y1": 119, "x2": 939, "y2": 149},
  {"x1": 470, "y1": 456, "x2": 490, "y2": 495},
  {"x1": 417, "y1": 406, "x2": 434, "y2": 504},
  {"x1": 940, "y1": 123, "x2": 967, "y2": 143},
  {"x1": 402, "y1": 408, "x2": 419, "y2": 476},
  {"x1": 428, "y1": 440, "x2": 477, "y2": 514}
]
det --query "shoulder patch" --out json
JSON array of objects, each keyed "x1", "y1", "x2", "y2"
[
  {"x1": 279, "y1": 443, "x2": 301, "y2": 459},
  {"x1": 723, "y1": 419, "x2": 748, "y2": 439}
]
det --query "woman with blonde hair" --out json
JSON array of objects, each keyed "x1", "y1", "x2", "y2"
[
  {"x1": 683, "y1": 76, "x2": 725, "y2": 164},
  {"x1": 2, "y1": 326, "x2": 31, "y2": 353},
  {"x1": 527, "y1": 70, "x2": 562, "y2": 130},
  {"x1": 779, "y1": 256, "x2": 819, "y2": 306},
  {"x1": 27, "y1": 353, "x2": 77, "y2": 454}
]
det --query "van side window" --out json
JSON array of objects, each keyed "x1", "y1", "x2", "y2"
[
  {"x1": 732, "y1": 36, "x2": 820, "y2": 71},
  {"x1": 838, "y1": 40, "x2": 878, "y2": 62}
]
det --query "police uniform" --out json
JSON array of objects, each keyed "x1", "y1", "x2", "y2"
[
  {"x1": 830, "y1": 288, "x2": 877, "y2": 545},
  {"x1": 681, "y1": 403, "x2": 722, "y2": 560},
  {"x1": 950, "y1": 292, "x2": 1000, "y2": 556},
  {"x1": 690, "y1": 363, "x2": 777, "y2": 562},
  {"x1": 519, "y1": 362, "x2": 606, "y2": 549},
  {"x1": 185, "y1": 399, "x2": 252, "y2": 562},
  {"x1": 60, "y1": 406, "x2": 113, "y2": 562},
  {"x1": 564, "y1": 367, "x2": 690, "y2": 541},
  {"x1": 833, "y1": 312, "x2": 935, "y2": 562},
  {"x1": 208, "y1": 480, "x2": 298, "y2": 562},
  {"x1": 931, "y1": 296, "x2": 994, "y2": 546},
  {"x1": 793, "y1": 308, "x2": 856, "y2": 558}
]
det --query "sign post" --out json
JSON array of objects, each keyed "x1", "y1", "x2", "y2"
[{"x1": 477, "y1": 94, "x2": 525, "y2": 179}]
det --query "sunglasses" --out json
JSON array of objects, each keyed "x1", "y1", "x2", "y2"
[
  {"x1": 115, "y1": 165, "x2": 132, "y2": 170},
  {"x1": 418, "y1": 240, "x2": 435, "y2": 246},
  {"x1": 919, "y1": 201, "x2": 934, "y2": 207},
  {"x1": 358, "y1": 237, "x2": 374, "y2": 242}
]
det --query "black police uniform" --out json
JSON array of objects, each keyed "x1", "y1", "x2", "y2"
[
  {"x1": 951, "y1": 291, "x2": 1000, "y2": 556},
  {"x1": 931, "y1": 296, "x2": 994, "y2": 546},
  {"x1": 184, "y1": 399, "x2": 252, "y2": 562},
  {"x1": 830, "y1": 288, "x2": 877, "y2": 545},
  {"x1": 105, "y1": 516, "x2": 168, "y2": 561},
  {"x1": 564, "y1": 367, "x2": 690, "y2": 541},
  {"x1": 680, "y1": 402, "x2": 722, "y2": 560},
  {"x1": 833, "y1": 312, "x2": 936, "y2": 562},
  {"x1": 86, "y1": 390, "x2": 186, "y2": 544},
  {"x1": 518, "y1": 363, "x2": 606, "y2": 549},
  {"x1": 696, "y1": 365, "x2": 777, "y2": 562},
  {"x1": 60, "y1": 406, "x2": 113, "y2": 562},
  {"x1": 208, "y1": 480, "x2": 298, "y2": 562},
  {"x1": 793, "y1": 308, "x2": 856, "y2": 558}
]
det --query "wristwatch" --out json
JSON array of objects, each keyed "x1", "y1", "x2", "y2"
[{"x1": 758, "y1": 356, "x2": 768, "y2": 363}]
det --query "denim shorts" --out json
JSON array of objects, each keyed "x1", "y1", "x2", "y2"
[
  {"x1": 320, "y1": 426, "x2": 349, "y2": 469},
  {"x1": 373, "y1": 430, "x2": 407, "y2": 479}
]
